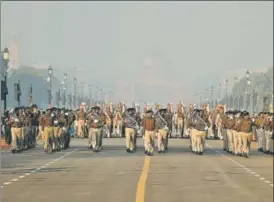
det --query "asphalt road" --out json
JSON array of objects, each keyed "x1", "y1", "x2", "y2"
[{"x1": 1, "y1": 138, "x2": 273, "y2": 202}]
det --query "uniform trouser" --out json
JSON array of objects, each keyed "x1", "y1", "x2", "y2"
[
  {"x1": 264, "y1": 130, "x2": 272, "y2": 152},
  {"x1": 208, "y1": 123, "x2": 214, "y2": 137},
  {"x1": 53, "y1": 127, "x2": 60, "y2": 149},
  {"x1": 177, "y1": 118, "x2": 184, "y2": 136},
  {"x1": 191, "y1": 129, "x2": 206, "y2": 152},
  {"x1": 157, "y1": 129, "x2": 168, "y2": 151},
  {"x1": 106, "y1": 121, "x2": 112, "y2": 137},
  {"x1": 233, "y1": 131, "x2": 242, "y2": 154},
  {"x1": 226, "y1": 129, "x2": 234, "y2": 152},
  {"x1": 89, "y1": 128, "x2": 102, "y2": 150},
  {"x1": 44, "y1": 127, "x2": 53, "y2": 149},
  {"x1": 26, "y1": 127, "x2": 33, "y2": 146},
  {"x1": 11, "y1": 127, "x2": 22, "y2": 150},
  {"x1": 22, "y1": 127, "x2": 28, "y2": 148},
  {"x1": 37, "y1": 126, "x2": 44, "y2": 142},
  {"x1": 31, "y1": 126, "x2": 38, "y2": 145},
  {"x1": 239, "y1": 132, "x2": 253, "y2": 155},
  {"x1": 144, "y1": 130, "x2": 155, "y2": 153},
  {"x1": 114, "y1": 121, "x2": 122, "y2": 137},
  {"x1": 57, "y1": 127, "x2": 65, "y2": 148},
  {"x1": 256, "y1": 128, "x2": 265, "y2": 150},
  {"x1": 125, "y1": 128, "x2": 136, "y2": 151},
  {"x1": 218, "y1": 126, "x2": 225, "y2": 139},
  {"x1": 187, "y1": 128, "x2": 193, "y2": 148},
  {"x1": 77, "y1": 120, "x2": 85, "y2": 138}
]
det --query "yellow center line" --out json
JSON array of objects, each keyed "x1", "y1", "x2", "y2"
[{"x1": 135, "y1": 156, "x2": 151, "y2": 202}]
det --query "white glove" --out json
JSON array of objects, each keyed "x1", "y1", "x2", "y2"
[
  {"x1": 15, "y1": 118, "x2": 19, "y2": 122},
  {"x1": 204, "y1": 126, "x2": 209, "y2": 131},
  {"x1": 94, "y1": 119, "x2": 98, "y2": 123},
  {"x1": 51, "y1": 113, "x2": 54, "y2": 117},
  {"x1": 54, "y1": 120, "x2": 58, "y2": 124},
  {"x1": 164, "y1": 126, "x2": 169, "y2": 130},
  {"x1": 65, "y1": 113, "x2": 68, "y2": 116}
]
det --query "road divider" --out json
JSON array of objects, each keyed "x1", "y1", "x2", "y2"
[{"x1": 136, "y1": 156, "x2": 151, "y2": 202}]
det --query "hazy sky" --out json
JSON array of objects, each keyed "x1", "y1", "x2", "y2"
[{"x1": 1, "y1": 1, "x2": 273, "y2": 103}]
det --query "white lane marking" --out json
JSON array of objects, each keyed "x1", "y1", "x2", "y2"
[
  {"x1": 206, "y1": 143, "x2": 273, "y2": 188},
  {"x1": 1, "y1": 149, "x2": 78, "y2": 188}
]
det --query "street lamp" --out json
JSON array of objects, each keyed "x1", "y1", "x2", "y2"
[
  {"x1": 63, "y1": 73, "x2": 68, "y2": 107},
  {"x1": 245, "y1": 70, "x2": 251, "y2": 111},
  {"x1": 2, "y1": 47, "x2": 9, "y2": 111},
  {"x1": 48, "y1": 65, "x2": 53, "y2": 108}
]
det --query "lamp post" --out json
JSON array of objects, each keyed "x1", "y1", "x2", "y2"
[
  {"x1": 204, "y1": 88, "x2": 209, "y2": 105},
  {"x1": 73, "y1": 78, "x2": 77, "y2": 109},
  {"x1": 47, "y1": 65, "x2": 53, "y2": 108},
  {"x1": 217, "y1": 83, "x2": 221, "y2": 105},
  {"x1": 3, "y1": 47, "x2": 9, "y2": 111},
  {"x1": 245, "y1": 70, "x2": 251, "y2": 111}
]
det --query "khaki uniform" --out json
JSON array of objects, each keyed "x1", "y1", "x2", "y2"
[
  {"x1": 224, "y1": 118, "x2": 236, "y2": 153},
  {"x1": 233, "y1": 117, "x2": 243, "y2": 155},
  {"x1": 88, "y1": 112, "x2": 106, "y2": 151},
  {"x1": 19, "y1": 114, "x2": 28, "y2": 149},
  {"x1": 176, "y1": 109, "x2": 185, "y2": 137},
  {"x1": 105, "y1": 110, "x2": 113, "y2": 138},
  {"x1": 142, "y1": 117, "x2": 156, "y2": 153},
  {"x1": 43, "y1": 115, "x2": 54, "y2": 150},
  {"x1": 113, "y1": 110, "x2": 123, "y2": 137},
  {"x1": 255, "y1": 116, "x2": 265, "y2": 151},
  {"x1": 238, "y1": 118, "x2": 253, "y2": 156},
  {"x1": 125, "y1": 128, "x2": 135, "y2": 151},
  {"x1": 264, "y1": 118, "x2": 272, "y2": 152},
  {"x1": 10, "y1": 116, "x2": 23, "y2": 151},
  {"x1": 77, "y1": 110, "x2": 86, "y2": 138}
]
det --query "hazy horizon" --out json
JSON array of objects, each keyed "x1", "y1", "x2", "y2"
[{"x1": 1, "y1": 1, "x2": 273, "y2": 104}]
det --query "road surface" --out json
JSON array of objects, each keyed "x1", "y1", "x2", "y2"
[{"x1": 1, "y1": 138, "x2": 273, "y2": 202}]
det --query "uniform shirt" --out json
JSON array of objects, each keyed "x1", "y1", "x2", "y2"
[
  {"x1": 43, "y1": 115, "x2": 53, "y2": 127},
  {"x1": 239, "y1": 118, "x2": 252, "y2": 133},
  {"x1": 255, "y1": 116, "x2": 264, "y2": 129},
  {"x1": 225, "y1": 118, "x2": 235, "y2": 130},
  {"x1": 142, "y1": 117, "x2": 156, "y2": 131},
  {"x1": 77, "y1": 110, "x2": 86, "y2": 120},
  {"x1": 89, "y1": 112, "x2": 106, "y2": 128}
]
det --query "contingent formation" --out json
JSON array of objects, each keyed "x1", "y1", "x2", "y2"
[{"x1": 1, "y1": 102, "x2": 273, "y2": 157}]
